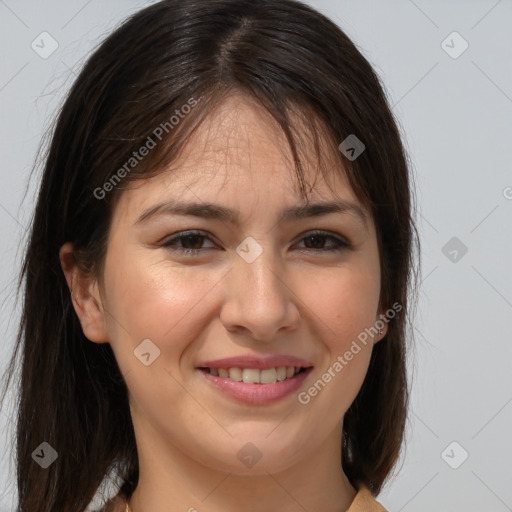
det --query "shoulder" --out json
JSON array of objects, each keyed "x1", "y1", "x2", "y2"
[{"x1": 347, "y1": 483, "x2": 388, "y2": 512}]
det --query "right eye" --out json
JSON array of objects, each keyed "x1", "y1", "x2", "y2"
[{"x1": 161, "y1": 230, "x2": 217, "y2": 256}]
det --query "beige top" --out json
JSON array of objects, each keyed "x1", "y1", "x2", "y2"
[
  {"x1": 99, "y1": 483, "x2": 387, "y2": 511},
  {"x1": 347, "y1": 484, "x2": 388, "y2": 511}
]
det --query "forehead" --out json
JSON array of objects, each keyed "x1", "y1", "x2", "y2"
[{"x1": 114, "y1": 92, "x2": 362, "y2": 220}]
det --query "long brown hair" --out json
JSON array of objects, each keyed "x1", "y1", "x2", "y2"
[{"x1": 1, "y1": 0, "x2": 420, "y2": 510}]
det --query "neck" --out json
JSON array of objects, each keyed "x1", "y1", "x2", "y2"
[{"x1": 126, "y1": 418, "x2": 357, "y2": 512}]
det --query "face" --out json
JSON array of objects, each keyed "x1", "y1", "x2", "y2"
[{"x1": 74, "y1": 93, "x2": 387, "y2": 476}]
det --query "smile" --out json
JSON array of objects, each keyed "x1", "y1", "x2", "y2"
[
  {"x1": 197, "y1": 366, "x2": 313, "y2": 405},
  {"x1": 200, "y1": 366, "x2": 305, "y2": 384}
]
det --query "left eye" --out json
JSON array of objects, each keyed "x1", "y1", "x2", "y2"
[
  {"x1": 161, "y1": 230, "x2": 351, "y2": 255},
  {"x1": 295, "y1": 231, "x2": 351, "y2": 252}
]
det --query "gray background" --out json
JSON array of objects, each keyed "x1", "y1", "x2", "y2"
[{"x1": 1, "y1": 0, "x2": 511, "y2": 510}]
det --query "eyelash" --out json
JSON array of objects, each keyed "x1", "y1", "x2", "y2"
[{"x1": 160, "y1": 230, "x2": 351, "y2": 256}]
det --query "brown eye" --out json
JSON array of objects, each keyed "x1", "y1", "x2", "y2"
[
  {"x1": 161, "y1": 230, "x2": 216, "y2": 255},
  {"x1": 295, "y1": 231, "x2": 351, "y2": 253}
]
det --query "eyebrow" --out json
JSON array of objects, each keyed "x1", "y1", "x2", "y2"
[{"x1": 135, "y1": 199, "x2": 369, "y2": 231}]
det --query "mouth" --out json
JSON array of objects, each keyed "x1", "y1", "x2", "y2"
[
  {"x1": 197, "y1": 366, "x2": 309, "y2": 384},
  {"x1": 196, "y1": 361, "x2": 314, "y2": 404},
  {"x1": 195, "y1": 355, "x2": 314, "y2": 404}
]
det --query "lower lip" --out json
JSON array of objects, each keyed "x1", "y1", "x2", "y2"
[{"x1": 198, "y1": 368, "x2": 313, "y2": 405}]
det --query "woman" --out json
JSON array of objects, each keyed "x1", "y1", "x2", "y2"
[{"x1": 1, "y1": 0, "x2": 420, "y2": 510}]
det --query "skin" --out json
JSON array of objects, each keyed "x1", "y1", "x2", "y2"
[{"x1": 60, "y1": 92, "x2": 387, "y2": 512}]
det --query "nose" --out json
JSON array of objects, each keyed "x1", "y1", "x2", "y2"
[{"x1": 219, "y1": 243, "x2": 301, "y2": 343}]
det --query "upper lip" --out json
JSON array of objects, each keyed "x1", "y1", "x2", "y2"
[{"x1": 196, "y1": 355, "x2": 314, "y2": 370}]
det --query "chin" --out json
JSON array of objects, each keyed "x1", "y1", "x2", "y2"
[{"x1": 201, "y1": 433, "x2": 307, "y2": 476}]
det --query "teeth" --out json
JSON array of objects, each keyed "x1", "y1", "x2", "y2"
[
  {"x1": 242, "y1": 368, "x2": 260, "y2": 384},
  {"x1": 209, "y1": 366, "x2": 301, "y2": 384},
  {"x1": 228, "y1": 368, "x2": 243, "y2": 381},
  {"x1": 260, "y1": 368, "x2": 277, "y2": 384}
]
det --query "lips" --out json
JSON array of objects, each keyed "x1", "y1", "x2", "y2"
[{"x1": 196, "y1": 355, "x2": 314, "y2": 404}]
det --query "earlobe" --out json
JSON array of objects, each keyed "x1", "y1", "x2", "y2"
[
  {"x1": 374, "y1": 312, "x2": 389, "y2": 344},
  {"x1": 59, "y1": 242, "x2": 109, "y2": 344}
]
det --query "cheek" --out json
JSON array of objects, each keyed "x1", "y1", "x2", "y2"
[
  {"x1": 295, "y1": 265, "x2": 379, "y2": 410},
  {"x1": 103, "y1": 257, "x2": 222, "y2": 423},
  {"x1": 103, "y1": 251, "x2": 223, "y2": 368},
  {"x1": 295, "y1": 263, "x2": 381, "y2": 347},
  {"x1": 296, "y1": 268, "x2": 378, "y2": 420}
]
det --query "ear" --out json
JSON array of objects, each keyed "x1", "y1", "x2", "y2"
[
  {"x1": 59, "y1": 242, "x2": 109, "y2": 344},
  {"x1": 374, "y1": 310, "x2": 389, "y2": 344}
]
